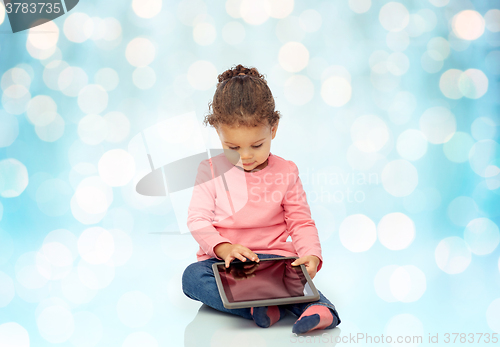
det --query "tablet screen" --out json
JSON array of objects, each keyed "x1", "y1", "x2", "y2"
[{"x1": 215, "y1": 258, "x2": 316, "y2": 303}]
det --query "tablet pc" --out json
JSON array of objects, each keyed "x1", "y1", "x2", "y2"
[{"x1": 212, "y1": 256, "x2": 320, "y2": 309}]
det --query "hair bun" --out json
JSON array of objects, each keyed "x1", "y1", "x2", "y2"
[
  {"x1": 217, "y1": 64, "x2": 266, "y2": 83},
  {"x1": 204, "y1": 63, "x2": 280, "y2": 130}
]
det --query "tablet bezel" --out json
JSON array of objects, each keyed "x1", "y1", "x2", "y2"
[{"x1": 212, "y1": 256, "x2": 320, "y2": 309}]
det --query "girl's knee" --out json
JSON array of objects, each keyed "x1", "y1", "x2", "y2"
[
  {"x1": 182, "y1": 262, "x2": 199, "y2": 293},
  {"x1": 182, "y1": 262, "x2": 213, "y2": 291}
]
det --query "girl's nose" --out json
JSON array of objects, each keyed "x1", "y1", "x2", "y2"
[{"x1": 240, "y1": 149, "x2": 253, "y2": 160}]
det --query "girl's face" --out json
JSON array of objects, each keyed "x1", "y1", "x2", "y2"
[{"x1": 216, "y1": 122, "x2": 278, "y2": 172}]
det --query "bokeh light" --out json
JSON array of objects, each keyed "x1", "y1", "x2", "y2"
[
  {"x1": 471, "y1": 117, "x2": 497, "y2": 141},
  {"x1": 321, "y1": 76, "x2": 352, "y2": 107},
  {"x1": 452, "y1": 10, "x2": 485, "y2": 41},
  {"x1": 36, "y1": 305, "x2": 74, "y2": 343},
  {"x1": 386, "y1": 31, "x2": 409, "y2": 52},
  {"x1": 447, "y1": 196, "x2": 480, "y2": 227},
  {"x1": 0, "y1": 158, "x2": 29, "y2": 198},
  {"x1": 464, "y1": 218, "x2": 500, "y2": 255},
  {"x1": 64, "y1": 12, "x2": 93, "y2": 43},
  {"x1": 28, "y1": 21, "x2": 59, "y2": 50},
  {"x1": 193, "y1": 20, "x2": 217, "y2": 46},
  {"x1": 1, "y1": 67, "x2": 32, "y2": 90},
  {"x1": 349, "y1": 0, "x2": 371, "y2": 14},
  {"x1": 443, "y1": 131, "x2": 475, "y2": 163},
  {"x1": 132, "y1": 66, "x2": 157, "y2": 90},
  {"x1": 374, "y1": 264, "x2": 399, "y2": 302},
  {"x1": 278, "y1": 42, "x2": 309, "y2": 73},
  {"x1": 58, "y1": 66, "x2": 88, "y2": 97},
  {"x1": 26, "y1": 95, "x2": 57, "y2": 126},
  {"x1": 187, "y1": 60, "x2": 218, "y2": 90},
  {"x1": 459, "y1": 68, "x2": 489, "y2": 99},
  {"x1": 125, "y1": 38, "x2": 156, "y2": 67},
  {"x1": 35, "y1": 113, "x2": 65, "y2": 142},
  {"x1": 98, "y1": 149, "x2": 136, "y2": 187},
  {"x1": 487, "y1": 299, "x2": 500, "y2": 333},
  {"x1": 77, "y1": 258, "x2": 115, "y2": 290},
  {"x1": 419, "y1": 106, "x2": 456, "y2": 144},
  {"x1": 78, "y1": 227, "x2": 115, "y2": 265},
  {"x1": 36, "y1": 178, "x2": 72, "y2": 217},
  {"x1": 485, "y1": 9, "x2": 500, "y2": 32},
  {"x1": 377, "y1": 212, "x2": 415, "y2": 250},
  {"x1": 339, "y1": 214, "x2": 377, "y2": 252},
  {"x1": 299, "y1": 9, "x2": 322, "y2": 32},
  {"x1": 379, "y1": 2, "x2": 409, "y2": 32},
  {"x1": 382, "y1": 160, "x2": 418, "y2": 197},
  {"x1": 396, "y1": 129, "x2": 428, "y2": 161},
  {"x1": 0, "y1": 323, "x2": 30, "y2": 347},
  {"x1": 469, "y1": 140, "x2": 500, "y2": 177},
  {"x1": 43, "y1": 60, "x2": 70, "y2": 91},
  {"x1": 389, "y1": 265, "x2": 426, "y2": 302},
  {"x1": 439, "y1": 68, "x2": 463, "y2": 99},
  {"x1": 0, "y1": 2, "x2": 5, "y2": 26},
  {"x1": 1, "y1": 84, "x2": 31, "y2": 115},
  {"x1": 71, "y1": 176, "x2": 113, "y2": 224},
  {"x1": 94, "y1": 68, "x2": 119, "y2": 91},
  {"x1": 240, "y1": 0, "x2": 271, "y2": 25},
  {"x1": 435, "y1": 236, "x2": 471, "y2": 274},
  {"x1": 103, "y1": 112, "x2": 131, "y2": 143},
  {"x1": 132, "y1": 0, "x2": 162, "y2": 19},
  {"x1": 351, "y1": 115, "x2": 389, "y2": 152},
  {"x1": 77, "y1": 84, "x2": 108, "y2": 114}
]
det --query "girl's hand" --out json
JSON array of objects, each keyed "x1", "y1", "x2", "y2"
[
  {"x1": 291, "y1": 255, "x2": 320, "y2": 279},
  {"x1": 214, "y1": 242, "x2": 260, "y2": 268}
]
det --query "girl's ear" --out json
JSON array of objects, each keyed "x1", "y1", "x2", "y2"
[{"x1": 271, "y1": 122, "x2": 279, "y2": 139}]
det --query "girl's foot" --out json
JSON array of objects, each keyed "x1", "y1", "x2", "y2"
[
  {"x1": 292, "y1": 304, "x2": 338, "y2": 334},
  {"x1": 250, "y1": 306, "x2": 286, "y2": 328}
]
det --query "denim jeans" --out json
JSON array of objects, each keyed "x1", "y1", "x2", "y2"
[{"x1": 182, "y1": 253, "x2": 341, "y2": 325}]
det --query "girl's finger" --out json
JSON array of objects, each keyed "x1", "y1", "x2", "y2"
[
  {"x1": 234, "y1": 253, "x2": 247, "y2": 263},
  {"x1": 240, "y1": 249, "x2": 257, "y2": 262},
  {"x1": 225, "y1": 256, "x2": 234, "y2": 268}
]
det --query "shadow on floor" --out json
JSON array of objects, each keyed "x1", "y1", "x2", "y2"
[{"x1": 184, "y1": 304, "x2": 341, "y2": 346}]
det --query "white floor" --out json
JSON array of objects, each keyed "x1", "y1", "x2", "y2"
[{"x1": 184, "y1": 304, "x2": 342, "y2": 346}]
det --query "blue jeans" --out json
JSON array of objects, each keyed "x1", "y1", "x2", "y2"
[{"x1": 182, "y1": 253, "x2": 341, "y2": 325}]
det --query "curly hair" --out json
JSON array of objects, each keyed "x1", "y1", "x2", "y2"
[{"x1": 203, "y1": 64, "x2": 281, "y2": 129}]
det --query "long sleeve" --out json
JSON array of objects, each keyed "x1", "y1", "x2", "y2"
[
  {"x1": 282, "y1": 161, "x2": 324, "y2": 272},
  {"x1": 187, "y1": 159, "x2": 231, "y2": 259}
]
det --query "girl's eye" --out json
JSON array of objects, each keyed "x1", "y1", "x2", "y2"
[{"x1": 228, "y1": 143, "x2": 263, "y2": 150}]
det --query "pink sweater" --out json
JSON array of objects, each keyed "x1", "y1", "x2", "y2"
[{"x1": 187, "y1": 152, "x2": 323, "y2": 272}]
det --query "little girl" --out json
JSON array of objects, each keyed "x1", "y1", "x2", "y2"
[{"x1": 182, "y1": 64, "x2": 341, "y2": 335}]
